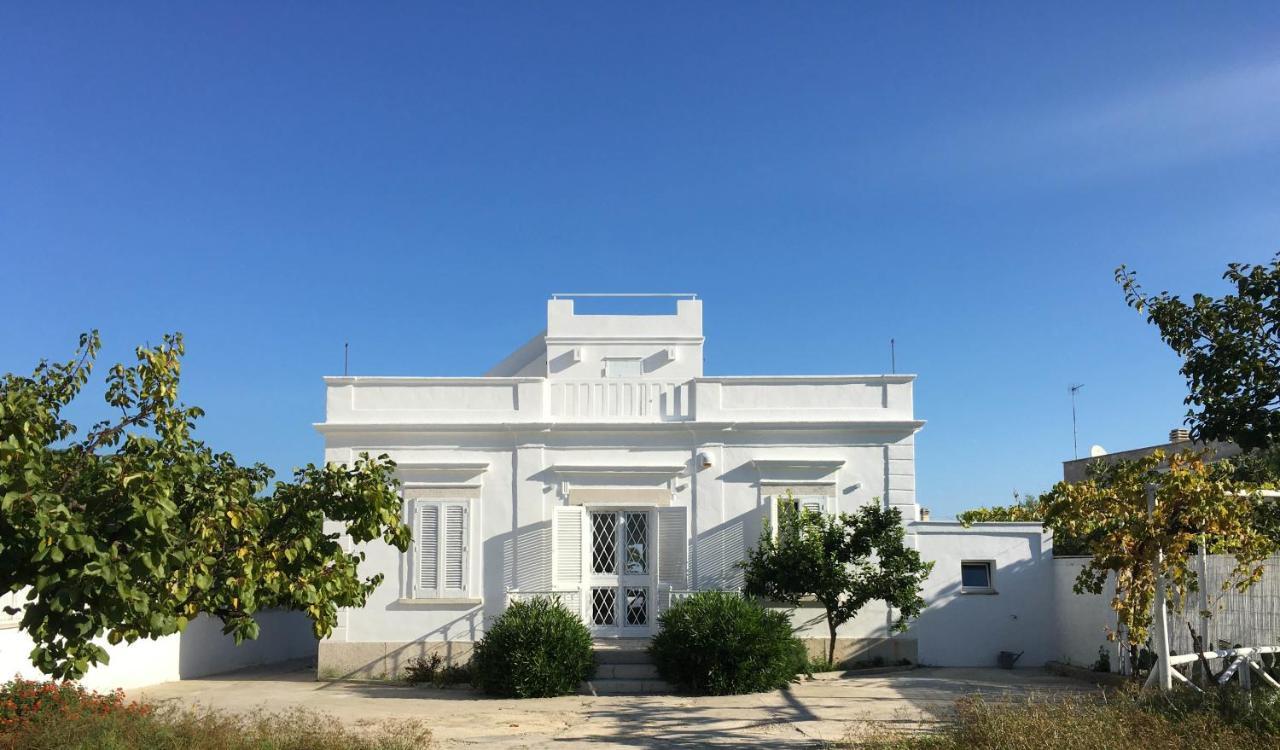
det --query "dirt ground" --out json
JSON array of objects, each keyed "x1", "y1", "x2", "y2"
[{"x1": 135, "y1": 661, "x2": 1093, "y2": 748}]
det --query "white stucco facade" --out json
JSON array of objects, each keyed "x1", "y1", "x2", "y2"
[{"x1": 315, "y1": 295, "x2": 1059, "y2": 677}]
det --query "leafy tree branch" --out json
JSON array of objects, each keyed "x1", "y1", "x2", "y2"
[{"x1": 0, "y1": 332, "x2": 410, "y2": 679}]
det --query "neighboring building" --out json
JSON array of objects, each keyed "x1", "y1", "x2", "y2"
[
  {"x1": 1062, "y1": 429, "x2": 1241, "y2": 483},
  {"x1": 315, "y1": 295, "x2": 1058, "y2": 677}
]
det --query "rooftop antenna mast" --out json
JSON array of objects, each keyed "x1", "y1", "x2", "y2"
[
  {"x1": 890, "y1": 338, "x2": 896, "y2": 374},
  {"x1": 344, "y1": 342, "x2": 349, "y2": 377},
  {"x1": 1069, "y1": 383, "x2": 1084, "y2": 459}
]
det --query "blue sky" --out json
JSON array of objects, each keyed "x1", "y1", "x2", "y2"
[{"x1": 2, "y1": 4, "x2": 1279, "y2": 517}]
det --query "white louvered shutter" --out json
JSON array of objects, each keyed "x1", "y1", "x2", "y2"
[
  {"x1": 416, "y1": 502, "x2": 440, "y2": 597},
  {"x1": 656, "y1": 506, "x2": 688, "y2": 604},
  {"x1": 552, "y1": 506, "x2": 585, "y2": 618},
  {"x1": 442, "y1": 502, "x2": 468, "y2": 597},
  {"x1": 800, "y1": 496, "x2": 829, "y2": 515},
  {"x1": 552, "y1": 506, "x2": 585, "y2": 586}
]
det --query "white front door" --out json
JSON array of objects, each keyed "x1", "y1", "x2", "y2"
[{"x1": 588, "y1": 509, "x2": 652, "y2": 636}]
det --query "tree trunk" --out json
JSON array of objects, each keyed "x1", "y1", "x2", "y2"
[{"x1": 827, "y1": 614, "x2": 838, "y2": 666}]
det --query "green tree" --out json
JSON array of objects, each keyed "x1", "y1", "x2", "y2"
[
  {"x1": 1041, "y1": 450, "x2": 1275, "y2": 672},
  {"x1": 742, "y1": 495, "x2": 932, "y2": 666},
  {"x1": 1118, "y1": 255, "x2": 1280, "y2": 451},
  {"x1": 0, "y1": 332, "x2": 410, "y2": 679},
  {"x1": 956, "y1": 491, "x2": 1089, "y2": 555}
]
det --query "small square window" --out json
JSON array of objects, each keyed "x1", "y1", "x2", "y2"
[
  {"x1": 604, "y1": 358, "x2": 643, "y2": 378},
  {"x1": 960, "y1": 561, "x2": 994, "y2": 592}
]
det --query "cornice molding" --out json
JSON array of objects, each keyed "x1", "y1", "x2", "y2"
[{"x1": 315, "y1": 419, "x2": 925, "y2": 435}]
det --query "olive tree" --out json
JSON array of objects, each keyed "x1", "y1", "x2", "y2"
[
  {"x1": 742, "y1": 496, "x2": 932, "y2": 666},
  {"x1": 0, "y1": 332, "x2": 410, "y2": 679}
]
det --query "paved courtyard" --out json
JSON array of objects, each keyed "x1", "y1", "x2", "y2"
[{"x1": 135, "y1": 662, "x2": 1092, "y2": 748}]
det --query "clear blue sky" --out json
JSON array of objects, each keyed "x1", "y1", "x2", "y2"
[{"x1": 3, "y1": 4, "x2": 1279, "y2": 517}]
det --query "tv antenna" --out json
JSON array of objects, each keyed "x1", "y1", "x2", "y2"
[
  {"x1": 344, "y1": 342, "x2": 350, "y2": 376},
  {"x1": 1069, "y1": 383, "x2": 1084, "y2": 459},
  {"x1": 890, "y1": 338, "x2": 896, "y2": 374}
]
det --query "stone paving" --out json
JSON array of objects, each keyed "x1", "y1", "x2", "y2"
[{"x1": 135, "y1": 661, "x2": 1094, "y2": 748}]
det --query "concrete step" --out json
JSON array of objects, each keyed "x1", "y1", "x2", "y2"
[
  {"x1": 594, "y1": 663, "x2": 659, "y2": 680},
  {"x1": 580, "y1": 678, "x2": 674, "y2": 695},
  {"x1": 593, "y1": 648, "x2": 652, "y2": 665}
]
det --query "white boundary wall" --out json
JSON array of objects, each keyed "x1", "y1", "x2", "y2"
[
  {"x1": 1051, "y1": 556, "x2": 1119, "y2": 669},
  {"x1": 908, "y1": 523, "x2": 1056, "y2": 667},
  {"x1": 0, "y1": 611, "x2": 317, "y2": 690}
]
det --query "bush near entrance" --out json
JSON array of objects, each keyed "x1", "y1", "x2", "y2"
[
  {"x1": 649, "y1": 591, "x2": 807, "y2": 695},
  {"x1": 469, "y1": 596, "x2": 594, "y2": 698}
]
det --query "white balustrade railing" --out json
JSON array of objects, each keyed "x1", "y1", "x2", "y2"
[
  {"x1": 504, "y1": 588, "x2": 583, "y2": 616},
  {"x1": 548, "y1": 380, "x2": 691, "y2": 421}
]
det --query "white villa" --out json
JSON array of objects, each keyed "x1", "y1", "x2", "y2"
[
  {"x1": 315, "y1": 295, "x2": 1059, "y2": 679},
  {"x1": 0, "y1": 293, "x2": 1120, "y2": 691}
]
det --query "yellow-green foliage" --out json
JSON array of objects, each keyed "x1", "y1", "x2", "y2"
[{"x1": 1041, "y1": 450, "x2": 1275, "y2": 649}]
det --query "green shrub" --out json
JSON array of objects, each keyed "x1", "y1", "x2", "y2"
[
  {"x1": 402, "y1": 654, "x2": 471, "y2": 688},
  {"x1": 470, "y1": 596, "x2": 594, "y2": 698},
  {"x1": 649, "y1": 591, "x2": 806, "y2": 695}
]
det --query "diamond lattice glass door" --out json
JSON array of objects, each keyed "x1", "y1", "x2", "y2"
[{"x1": 588, "y1": 510, "x2": 651, "y2": 636}]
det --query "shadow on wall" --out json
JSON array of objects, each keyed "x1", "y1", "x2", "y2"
[
  {"x1": 317, "y1": 609, "x2": 483, "y2": 682},
  {"x1": 696, "y1": 515, "x2": 749, "y2": 590},
  {"x1": 179, "y1": 610, "x2": 318, "y2": 679}
]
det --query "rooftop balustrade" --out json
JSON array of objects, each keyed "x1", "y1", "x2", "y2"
[{"x1": 318, "y1": 374, "x2": 917, "y2": 430}]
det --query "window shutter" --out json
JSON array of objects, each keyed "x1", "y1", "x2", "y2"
[
  {"x1": 416, "y1": 502, "x2": 440, "y2": 597},
  {"x1": 552, "y1": 506, "x2": 585, "y2": 588},
  {"x1": 800, "y1": 496, "x2": 829, "y2": 515},
  {"x1": 769, "y1": 495, "x2": 780, "y2": 536},
  {"x1": 442, "y1": 503, "x2": 468, "y2": 597},
  {"x1": 656, "y1": 507, "x2": 688, "y2": 592}
]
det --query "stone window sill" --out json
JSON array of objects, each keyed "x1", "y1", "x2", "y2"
[
  {"x1": 395, "y1": 598, "x2": 483, "y2": 607},
  {"x1": 960, "y1": 588, "x2": 998, "y2": 595}
]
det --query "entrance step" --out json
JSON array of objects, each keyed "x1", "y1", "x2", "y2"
[
  {"x1": 592, "y1": 639, "x2": 653, "y2": 664},
  {"x1": 582, "y1": 678, "x2": 673, "y2": 695},
  {"x1": 594, "y1": 663, "x2": 659, "y2": 680},
  {"x1": 582, "y1": 640, "x2": 674, "y2": 694}
]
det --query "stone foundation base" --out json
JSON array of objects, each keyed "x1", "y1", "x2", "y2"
[
  {"x1": 318, "y1": 636, "x2": 916, "y2": 681},
  {"x1": 318, "y1": 640, "x2": 473, "y2": 681},
  {"x1": 800, "y1": 637, "x2": 917, "y2": 666}
]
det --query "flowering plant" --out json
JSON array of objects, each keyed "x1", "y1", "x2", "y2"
[{"x1": 0, "y1": 676, "x2": 150, "y2": 731}]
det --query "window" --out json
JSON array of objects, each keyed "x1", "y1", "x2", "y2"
[
  {"x1": 413, "y1": 500, "x2": 470, "y2": 599},
  {"x1": 604, "y1": 358, "x2": 643, "y2": 378},
  {"x1": 768, "y1": 494, "x2": 830, "y2": 538},
  {"x1": 960, "y1": 561, "x2": 995, "y2": 593}
]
